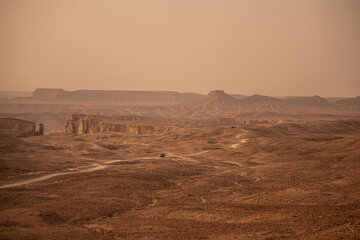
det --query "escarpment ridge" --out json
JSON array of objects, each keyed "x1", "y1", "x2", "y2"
[
  {"x1": 1, "y1": 89, "x2": 359, "y2": 133},
  {"x1": 32, "y1": 88, "x2": 203, "y2": 104},
  {"x1": 65, "y1": 114, "x2": 176, "y2": 134}
]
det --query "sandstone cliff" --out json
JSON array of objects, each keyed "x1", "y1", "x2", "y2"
[
  {"x1": 65, "y1": 114, "x2": 175, "y2": 134},
  {"x1": 0, "y1": 118, "x2": 44, "y2": 137}
]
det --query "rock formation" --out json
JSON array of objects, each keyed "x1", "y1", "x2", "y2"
[
  {"x1": 0, "y1": 118, "x2": 36, "y2": 137},
  {"x1": 65, "y1": 114, "x2": 175, "y2": 134},
  {"x1": 0, "y1": 118, "x2": 45, "y2": 137},
  {"x1": 35, "y1": 123, "x2": 44, "y2": 135}
]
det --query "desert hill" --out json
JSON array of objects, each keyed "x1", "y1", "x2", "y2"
[
  {"x1": 192, "y1": 91, "x2": 283, "y2": 114},
  {"x1": 2, "y1": 88, "x2": 357, "y2": 113},
  {"x1": 32, "y1": 88, "x2": 203, "y2": 104},
  {"x1": 229, "y1": 93, "x2": 247, "y2": 99},
  {"x1": 194, "y1": 91, "x2": 336, "y2": 113},
  {"x1": 238, "y1": 94, "x2": 284, "y2": 111},
  {"x1": 193, "y1": 91, "x2": 336, "y2": 114},
  {"x1": 250, "y1": 119, "x2": 360, "y2": 138},
  {"x1": 0, "y1": 89, "x2": 359, "y2": 133},
  {"x1": 282, "y1": 95, "x2": 332, "y2": 108},
  {"x1": 238, "y1": 94, "x2": 334, "y2": 109},
  {"x1": 0, "y1": 133, "x2": 34, "y2": 154},
  {"x1": 239, "y1": 94, "x2": 282, "y2": 104},
  {"x1": 0, "y1": 91, "x2": 32, "y2": 99},
  {"x1": 198, "y1": 90, "x2": 240, "y2": 110},
  {"x1": 334, "y1": 96, "x2": 360, "y2": 110}
]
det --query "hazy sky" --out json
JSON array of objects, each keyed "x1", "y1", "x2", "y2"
[{"x1": 0, "y1": 0, "x2": 359, "y2": 96}]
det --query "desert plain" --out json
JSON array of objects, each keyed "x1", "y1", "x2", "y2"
[{"x1": 0, "y1": 89, "x2": 360, "y2": 239}]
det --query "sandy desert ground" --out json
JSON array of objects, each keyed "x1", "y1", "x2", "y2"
[
  {"x1": 1, "y1": 90, "x2": 360, "y2": 239},
  {"x1": 1, "y1": 118, "x2": 360, "y2": 239}
]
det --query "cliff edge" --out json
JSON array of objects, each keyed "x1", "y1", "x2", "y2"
[
  {"x1": 65, "y1": 114, "x2": 175, "y2": 134},
  {"x1": 0, "y1": 118, "x2": 44, "y2": 137}
]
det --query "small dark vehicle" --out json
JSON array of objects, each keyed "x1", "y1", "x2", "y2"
[{"x1": 159, "y1": 154, "x2": 166, "y2": 158}]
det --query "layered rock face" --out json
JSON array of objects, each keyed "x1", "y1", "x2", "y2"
[
  {"x1": 65, "y1": 114, "x2": 175, "y2": 134},
  {"x1": 37, "y1": 124, "x2": 44, "y2": 135},
  {"x1": 0, "y1": 118, "x2": 44, "y2": 137}
]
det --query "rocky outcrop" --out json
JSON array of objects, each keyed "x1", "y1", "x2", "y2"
[
  {"x1": 36, "y1": 124, "x2": 44, "y2": 135},
  {"x1": 0, "y1": 118, "x2": 44, "y2": 137},
  {"x1": 0, "y1": 112, "x2": 70, "y2": 133},
  {"x1": 65, "y1": 114, "x2": 175, "y2": 134}
]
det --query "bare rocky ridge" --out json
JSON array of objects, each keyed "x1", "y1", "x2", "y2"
[
  {"x1": 334, "y1": 96, "x2": 360, "y2": 110},
  {"x1": 190, "y1": 91, "x2": 344, "y2": 116},
  {"x1": 4, "y1": 89, "x2": 359, "y2": 112},
  {"x1": 32, "y1": 88, "x2": 203, "y2": 104},
  {"x1": 282, "y1": 95, "x2": 333, "y2": 108},
  {"x1": 0, "y1": 91, "x2": 32, "y2": 99},
  {"x1": 65, "y1": 114, "x2": 176, "y2": 134},
  {"x1": 1, "y1": 89, "x2": 360, "y2": 133}
]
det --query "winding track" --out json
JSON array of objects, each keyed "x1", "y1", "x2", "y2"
[
  {"x1": 0, "y1": 129, "x2": 248, "y2": 189},
  {"x1": 0, "y1": 152, "x2": 208, "y2": 189},
  {"x1": 0, "y1": 164, "x2": 107, "y2": 189}
]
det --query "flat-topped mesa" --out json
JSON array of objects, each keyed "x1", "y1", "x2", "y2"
[
  {"x1": 32, "y1": 88, "x2": 203, "y2": 103},
  {"x1": 65, "y1": 114, "x2": 175, "y2": 134},
  {"x1": 0, "y1": 118, "x2": 44, "y2": 137}
]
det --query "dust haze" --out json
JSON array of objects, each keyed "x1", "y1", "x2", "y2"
[
  {"x1": 1, "y1": 1, "x2": 360, "y2": 239},
  {"x1": 1, "y1": 0, "x2": 360, "y2": 96}
]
